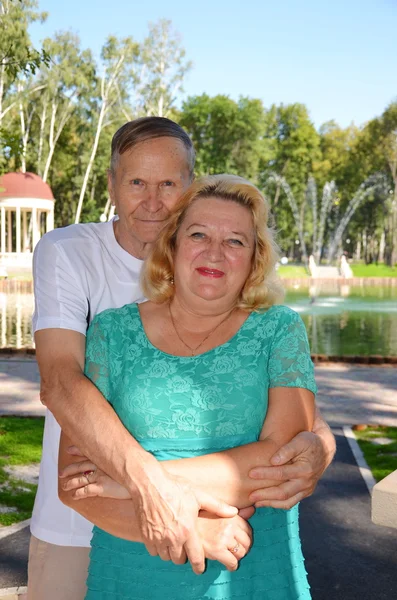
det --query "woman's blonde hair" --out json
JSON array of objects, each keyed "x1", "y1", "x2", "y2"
[{"x1": 141, "y1": 174, "x2": 284, "y2": 310}]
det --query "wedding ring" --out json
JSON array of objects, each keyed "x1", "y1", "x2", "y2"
[
  {"x1": 83, "y1": 470, "x2": 94, "y2": 484},
  {"x1": 231, "y1": 544, "x2": 240, "y2": 553}
]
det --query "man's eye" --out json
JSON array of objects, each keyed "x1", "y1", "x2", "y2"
[
  {"x1": 162, "y1": 181, "x2": 174, "y2": 187},
  {"x1": 132, "y1": 179, "x2": 142, "y2": 185}
]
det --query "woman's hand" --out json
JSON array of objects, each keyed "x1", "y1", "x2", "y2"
[
  {"x1": 60, "y1": 459, "x2": 131, "y2": 500},
  {"x1": 196, "y1": 511, "x2": 253, "y2": 571}
]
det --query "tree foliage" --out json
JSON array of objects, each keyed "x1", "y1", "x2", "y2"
[{"x1": 0, "y1": 4, "x2": 395, "y2": 264}]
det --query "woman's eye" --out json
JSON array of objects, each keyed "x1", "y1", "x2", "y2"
[
  {"x1": 228, "y1": 238, "x2": 244, "y2": 246},
  {"x1": 190, "y1": 232, "x2": 206, "y2": 239}
]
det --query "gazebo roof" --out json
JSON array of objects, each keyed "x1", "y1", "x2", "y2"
[{"x1": 0, "y1": 172, "x2": 54, "y2": 200}]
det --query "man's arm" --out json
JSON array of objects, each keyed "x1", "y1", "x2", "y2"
[
  {"x1": 36, "y1": 328, "x2": 237, "y2": 574},
  {"x1": 58, "y1": 431, "x2": 252, "y2": 572},
  {"x1": 59, "y1": 387, "x2": 314, "y2": 521}
]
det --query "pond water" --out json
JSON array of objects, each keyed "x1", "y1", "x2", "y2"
[
  {"x1": 285, "y1": 282, "x2": 397, "y2": 357},
  {"x1": 1, "y1": 282, "x2": 397, "y2": 357}
]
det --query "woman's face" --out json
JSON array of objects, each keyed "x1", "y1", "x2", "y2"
[{"x1": 173, "y1": 196, "x2": 256, "y2": 308}]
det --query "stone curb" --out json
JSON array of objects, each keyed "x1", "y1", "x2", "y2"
[
  {"x1": 0, "y1": 587, "x2": 27, "y2": 599},
  {"x1": 343, "y1": 425, "x2": 376, "y2": 493},
  {"x1": 0, "y1": 519, "x2": 30, "y2": 541}
]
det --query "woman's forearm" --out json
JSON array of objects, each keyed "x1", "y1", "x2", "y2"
[
  {"x1": 164, "y1": 438, "x2": 280, "y2": 508},
  {"x1": 59, "y1": 437, "x2": 280, "y2": 533},
  {"x1": 60, "y1": 493, "x2": 143, "y2": 542}
]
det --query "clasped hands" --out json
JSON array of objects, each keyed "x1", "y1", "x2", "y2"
[
  {"x1": 59, "y1": 431, "x2": 329, "y2": 575},
  {"x1": 60, "y1": 456, "x2": 251, "y2": 573}
]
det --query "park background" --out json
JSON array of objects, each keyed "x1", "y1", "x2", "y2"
[
  {"x1": 0, "y1": 1, "x2": 397, "y2": 599},
  {"x1": 1, "y1": 0, "x2": 397, "y2": 358}
]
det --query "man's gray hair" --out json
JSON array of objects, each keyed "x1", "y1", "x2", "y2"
[{"x1": 110, "y1": 117, "x2": 195, "y2": 177}]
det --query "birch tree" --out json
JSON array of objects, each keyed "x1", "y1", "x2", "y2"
[
  {"x1": 34, "y1": 32, "x2": 95, "y2": 181},
  {"x1": 134, "y1": 19, "x2": 192, "y2": 118},
  {"x1": 74, "y1": 36, "x2": 139, "y2": 224}
]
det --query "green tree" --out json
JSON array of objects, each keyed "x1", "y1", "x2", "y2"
[
  {"x1": 35, "y1": 32, "x2": 96, "y2": 181},
  {"x1": 259, "y1": 103, "x2": 321, "y2": 258},
  {"x1": 0, "y1": 0, "x2": 48, "y2": 127},
  {"x1": 135, "y1": 19, "x2": 192, "y2": 118},
  {"x1": 350, "y1": 102, "x2": 397, "y2": 265},
  {"x1": 260, "y1": 103, "x2": 321, "y2": 201},
  {"x1": 179, "y1": 94, "x2": 266, "y2": 179}
]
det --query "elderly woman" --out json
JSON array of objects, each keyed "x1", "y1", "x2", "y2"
[{"x1": 59, "y1": 175, "x2": 316, "y2": 599}]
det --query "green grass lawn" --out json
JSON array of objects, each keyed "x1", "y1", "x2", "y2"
[
  {"x1": 351, "y1": 264, "x2": 397, "y2": 278},
  {"x1": 354, "y1": 426, "x2": 397, "y2": 482},
  {"x1": 0, "y1": 416, "x2": 44, "y2": 526},
  {"x1": 278, "y1": 262, "x2": 397, "y2": 279},
  {"x1": 277, "y1": 265, "x2": 308, "y2": 278}
]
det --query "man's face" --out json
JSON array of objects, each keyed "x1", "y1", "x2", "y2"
[{"x1": 108, "y1": 137, "x2": 192, "y2": 257}]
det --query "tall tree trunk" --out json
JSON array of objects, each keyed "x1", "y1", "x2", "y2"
[
  {"x1": 391, "y1": 179, "x2": 397, "y2": 266},
  {"x1": 37, "y1": 102, "x2": 47, "y2": 176},
  {"x1": 75, "y1": 99, "x2": 107, "y2": 223},
  {"x1": 74, "y1": 52, "x2": 126, "y2": 223},
  {"x1": 0, "y1": 62, "x2": 5, "y2": 129},
  {"x1": 379, "y1": 230, "x2": 385, "y2": 263},
  {"x1": 18, "y1": 83, "x2": 27, "y2": 173},
  {"x1": 42, "y1": 101, "x2": 57, "y2": 182}
]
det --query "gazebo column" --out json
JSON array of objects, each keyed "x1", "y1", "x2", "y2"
[
  {"x1": 0, "y1": 206, "x2": 5, "y2": 254},
  {"x1": 22, "y1": 210, "x2": 27, "y2": 251},
  {"x1": 16, "y1": 206, "x2": 21, "y2": 254},
  {"x1": 46, "y1": 207, "x2": 54, "y2": 232},
  {"x1": 32, "y1": 206, "x2": 39, "y2": 249},
  {"x1": 7, "y1": 209, "x2": 12, "y2": 252},
  {"x1": 1, "y1": 295, "x2": 6, "y2": 347}
]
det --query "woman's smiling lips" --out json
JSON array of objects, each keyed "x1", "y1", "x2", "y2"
[{"x1": 196, "y1": 267, "x2": 225, "y2": 278}]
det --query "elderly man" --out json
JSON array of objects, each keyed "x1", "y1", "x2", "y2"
[{"x1": 28, "y1": 117, "x2": 335, "y2": 600}]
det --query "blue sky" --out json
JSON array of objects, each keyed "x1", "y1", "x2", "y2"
[{"x1": 29, "y1": 0, "x2": 397, "y2": 130}]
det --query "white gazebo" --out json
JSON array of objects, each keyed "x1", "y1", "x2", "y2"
[{"x1": 0, "y1": 172, "x2": 55, "y2": 271}]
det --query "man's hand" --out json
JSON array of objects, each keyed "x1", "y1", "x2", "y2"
[
  {"x1": 248, "y1": 426, "x2": 335, "y2": 510},
  {"x1": 197, "y1": 511, "x2": 252, "y2": 571},
  {"x1": 133, "y1": 467, "x2": 238, "y2": 574},
  {"x1": 62, "y1": 445, "x2": 238, "y2": 574}
]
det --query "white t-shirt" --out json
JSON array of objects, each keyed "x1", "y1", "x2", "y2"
[{"x1": 31, "y1": 218, "x2": 145, "y2": 547}]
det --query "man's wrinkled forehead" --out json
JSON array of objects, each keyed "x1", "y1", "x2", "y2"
[{"x1": 118, "y1": 138, "x2": 192, "y2": 180}]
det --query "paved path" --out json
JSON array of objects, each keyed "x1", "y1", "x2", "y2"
[
  {"x1": 1, "y1": 358, "x2": 397, "y2": 598},
  {"x1": 0, "y1": 358, "x2": 42, "y2": 417},
  {"x1": 300, "y1": 430, "x2": 397, "y2": 599}
]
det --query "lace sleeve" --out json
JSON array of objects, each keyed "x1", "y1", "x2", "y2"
[
  {"x1": 84, "y1": 315, "x2": 110, "y2": 401},
  {"x1": 268, "y1": 308, "x2": 317, "y2": 394}
]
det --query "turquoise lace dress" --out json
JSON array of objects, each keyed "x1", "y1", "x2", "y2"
[{"x1": 84, "y1": 303, "x2": 317, "y2": 600}]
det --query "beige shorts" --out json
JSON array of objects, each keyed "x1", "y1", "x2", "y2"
[{"x1": 27, "y1": 535, "x2": 90, "y2": 600}]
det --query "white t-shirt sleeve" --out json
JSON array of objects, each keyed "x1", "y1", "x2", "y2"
[{"x1": 32, "y1": 233, "x2": 89, "y2": 335}]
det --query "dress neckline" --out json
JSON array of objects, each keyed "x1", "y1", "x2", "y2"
[{"x1": 131, "y1": 303, "x2": 256, "y2": 359}]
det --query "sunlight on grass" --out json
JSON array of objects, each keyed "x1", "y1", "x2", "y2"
[
  {"x1": 351, "y1": 264, "x2": 397, "y2": 278},
  {"x1": 277, "y1": 265, "x2": 308, "y2": 278},
  {"x1": 0, "y1": 417, "x2": 44, "y2": 526},
  {"x1": 354, "y1": 426, "x2": 397, "y2": 482}
]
